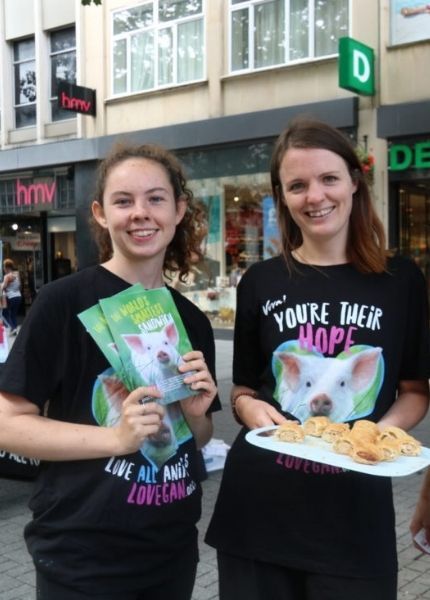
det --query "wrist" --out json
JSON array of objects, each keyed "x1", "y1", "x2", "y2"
[{"x1": 231, "y1": 390, "x2": 258, "y2": 425}]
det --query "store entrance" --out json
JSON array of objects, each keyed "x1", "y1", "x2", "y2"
[{"x1": 398, "y1": 181, "x2": 430, "y2": 296}]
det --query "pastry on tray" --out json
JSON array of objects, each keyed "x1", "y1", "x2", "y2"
[
  {"x1": 351, "y1": 442, "x2": 384, "y2": 465},
  {"x1": 303, "y1": 416, "x2": 331, "y2": 437},
  {"x1": 274, "y1": 421, "x2": 305, "y2": 443},
  {"x1": 321, "y1": 422, "x2": 350, "y2": 443},
  {"x1": 376, "y1": 439, "x2": 401, "y2": 462}
]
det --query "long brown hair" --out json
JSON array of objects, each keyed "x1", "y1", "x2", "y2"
[
  {"x1": 90, "y1": 142, "x2": 206, "y2": 281},
  {"x1": 270, "y1": 117, "x2": 387, "y2": 273}
]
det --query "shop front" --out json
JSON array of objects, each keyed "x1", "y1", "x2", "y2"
[
  {"x1": 378, "y1": 101, "x2": 430, "y2": 302},
  {"x1": 0, "y1": 167, "x2": 77, "y2": 312},
  {"x1": 388, "y1": 137, "x2": 430, "y2": 299}
]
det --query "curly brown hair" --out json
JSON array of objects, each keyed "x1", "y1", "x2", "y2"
[
  {"x1": 90, "y1": 142, "x2": 207, "y2": 282},
  {"x1": 270, "y1": 117, "x2": 387, "y2": 273}
]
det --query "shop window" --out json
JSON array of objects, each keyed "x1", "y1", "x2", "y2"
[
  {"x1": 13, "y1": 38, "x2": 36, "y2": 128},
  {"x1": 50, "y1": 27, "x2": 77, "y2": 122},
  {"x1": 112, "y1": 0, "x2": 204, "y2": 95},
  {"x1": 399, "y1": 183, "x2": 430, "y2": 296},
  {"x1": 230, "y1": 0, "x2": 348, "y2": 72}
]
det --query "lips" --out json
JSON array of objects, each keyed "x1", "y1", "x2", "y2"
[{"x1": 306, "y1": 206, "x2": 335, "y2": 218}]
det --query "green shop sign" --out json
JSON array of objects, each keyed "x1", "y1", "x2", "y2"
[
  {"x1": 389, "y1": 142, "x2": 430, "y2": 171},
  {"x1": 338, "y1": 37, "x2": 375, "y2": 96}
]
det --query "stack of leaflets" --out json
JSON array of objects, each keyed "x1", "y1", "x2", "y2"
[{"x1": 78, "y1": 284, "x2": 197, "y2": 406}]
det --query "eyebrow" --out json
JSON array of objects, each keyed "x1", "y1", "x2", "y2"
[{"x1": 110, "y1": 186, "x2": 169, "y2": 196}]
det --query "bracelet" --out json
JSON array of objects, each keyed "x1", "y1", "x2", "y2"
[{"x1": 231, "y1": 390, "x2": 258, "y2": 425}]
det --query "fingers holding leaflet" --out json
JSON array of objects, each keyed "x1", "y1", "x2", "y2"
[{"x1": 113, "y1": 386, "x2": 165, "y2": 455}]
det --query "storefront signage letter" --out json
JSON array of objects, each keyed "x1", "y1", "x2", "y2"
[
  {"x1": 338, "y1": 37, "x2": 375, "y2": 96},
  {"x1": 389, "y1": 141, "x2": 430, "y2": 171},
  {"x1": 16, "y1": 179, "x2": 56, "y2": 206}
]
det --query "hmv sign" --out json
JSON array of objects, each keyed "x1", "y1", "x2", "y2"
[
  {"x1": 58, "y1": 82, "x2": 96, "y2": 116},
  {"x1": 15, "y1": 179, "x2": 56, "y2": 209}
]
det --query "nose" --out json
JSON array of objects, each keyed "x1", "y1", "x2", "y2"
[
  {"x1": 307, "y1": 180, "x2": 325, "y2": 203},
  {"x1": 131, "y1": 199, "x2": 151, "y2": 220}
]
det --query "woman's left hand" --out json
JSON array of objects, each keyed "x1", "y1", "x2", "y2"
[{"x1": 178, "y1": 350, "x2": 217, "y2": 417}]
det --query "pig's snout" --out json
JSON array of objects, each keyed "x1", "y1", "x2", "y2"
[
  {"x1": 147, "y1": 422, "x2": 172, "y2": 447},
  {"x1": 310, "y1": 395, "x2": 332, "y2": 416},
  {"x1": 157, "y1": 350, "x2": 170, "y2": 363}
]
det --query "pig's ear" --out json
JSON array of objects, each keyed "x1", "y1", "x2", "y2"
[
  {"x1": 164, "y1": 322, "x2": 179, "y2": 345},
  {"x1": 276, "y1": 352, "x2": 302, "y2": 389},
  {"x1": 350, "y1": 348, "x2": 382, "y2": 392},
  {"x1": 122, "y1": 334, "x2": 146, "y2": 353}
]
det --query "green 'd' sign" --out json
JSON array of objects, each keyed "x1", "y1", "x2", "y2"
[
  {"x1": 339, "y1": 37, "x2": 375, "y2": 96},
  {"x1": 389, "y1": 142, "x2": 430, "y2": 171}
]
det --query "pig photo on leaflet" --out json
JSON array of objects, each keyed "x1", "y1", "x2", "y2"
[
  {"x1": 121, "y1": 320, "x2": 188, "y2": 404},
  {"x1": 272, "y1": 340, "x2": 384, "y2": 423},
  {"x1": 93, "y1": 370, "x2": 185, "y2": 470}
]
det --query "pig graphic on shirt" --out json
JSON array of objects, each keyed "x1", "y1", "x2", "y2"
[
  {"x1": 96, "y1": 371, "x2": 179, "y2": 469},
  {"x1": 122, "y1": 322, "x2": 185, "y2": 400},
  {"x1": 275, "y1": 345, "x2": 383, "y2": 422}
]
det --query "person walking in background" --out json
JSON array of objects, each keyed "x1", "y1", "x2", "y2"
[
  {"x1": 206, "y1": 117, "x2": 430, "y2": 600},
  {"x1": 0, "y1": 142, "x2": 219, "y2": 600},
  {"x1": 410, "y1": 468, "x2": 430, "y2": 553},
  {"x1": 1, "y1": 258, "x2": 22, "y2": 335}
]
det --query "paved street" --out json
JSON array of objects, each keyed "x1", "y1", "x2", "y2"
[{"x1": 0, "y1": 338, "x2": 429, "y2": 599}]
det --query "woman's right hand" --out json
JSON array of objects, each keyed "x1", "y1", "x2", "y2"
[
  {"x1": 113, "y1": 386, "x2": 165, "y2": 454},
  {"x1": 235, "y1": 395, "x2": 286, "y2": 429}
]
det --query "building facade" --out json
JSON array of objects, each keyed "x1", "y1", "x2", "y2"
[{"x1": 0, "y1": 0, "x2": 429, "y2": 328}]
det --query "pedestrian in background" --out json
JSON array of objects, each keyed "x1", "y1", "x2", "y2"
[
  {"x1": 1, "y1": 258, "x2": 22, "y2": 335},
  {"x1": 206, "y1": 117, "x2": 430, "y2": 600},
  {"x1": 0, "y1": 142, "x2": 219, "y2": 600}
]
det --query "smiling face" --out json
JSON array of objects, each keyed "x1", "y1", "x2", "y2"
[
  {"x1": 279, "y1": 147, "x2": 358, "y2": 258},
  {"x1": 92, "y1": 157, "x2": 186, "y2": 273}
]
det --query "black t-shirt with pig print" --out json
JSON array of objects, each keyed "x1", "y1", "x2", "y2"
[
  {"x1": 0, "y1": 265, "x2": 220, "y2": 595},
  {"x1": 206, "y1": 255, "x2": 430, "y2": 578}
]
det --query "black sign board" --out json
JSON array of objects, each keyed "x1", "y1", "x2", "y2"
[{"x1": 58, "y1": 82, "x2": 96, "y2": 117}]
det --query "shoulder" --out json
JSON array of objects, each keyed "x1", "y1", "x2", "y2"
[
  {"x1": 238, "y1": 256, "x2": 286, "y2": 294},
  {"x1": 386, "y1": 254, "x2": 425, "y2": 283},
  {"x1": 36, "y1": 266, "x2": 99, "y2": 300},
  {"x1": 241, "y1": 256, "x2": 285, "y2": 284},
  {"x1": 32, "y1": 266, "x2": 110, "y2": 317}
]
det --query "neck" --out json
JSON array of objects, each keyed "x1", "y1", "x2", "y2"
[
  {"x1": 102, "y1": 257, "x2": 165, "y2": 289},
  {"x1": 292, "y1": 243, "x2": 347, "y2": 266}
]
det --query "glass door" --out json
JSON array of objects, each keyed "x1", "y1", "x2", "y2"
[{"x1": 399, "y1": 182, "x2": 430, "y2": 297}]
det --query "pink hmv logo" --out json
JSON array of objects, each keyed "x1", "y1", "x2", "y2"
[
  {"x1": 60, "y1": 91, "x2": 92, "y2": 114},
  {"x1": 16, "y1": 179, "x2": 56, "y2": 206}
]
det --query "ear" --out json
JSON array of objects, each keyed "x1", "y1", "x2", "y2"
[
  {"x1": 92, "y1": 201, "x2": 108, "y2": 229},
  {"x1": 175, "y1": 197, "x2": 187, "y2": 226}
]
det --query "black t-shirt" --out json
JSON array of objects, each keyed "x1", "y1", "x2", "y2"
[
  {"x1": 206, "y1": 255, "x2": 430, "y2": 577},
  {"x1": 0, "y1": 265, "x2": 220, "y2": 594}
]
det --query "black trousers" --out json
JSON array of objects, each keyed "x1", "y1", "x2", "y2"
[
  {"x1": 218, "y1": 551, "x2": 397, "y2": 600},
  {"x1": 36, "y1": 556, "x2": 197, "y2": 600}
]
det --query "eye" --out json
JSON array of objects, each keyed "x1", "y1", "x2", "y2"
[
  {"x1": 288, "y1": 181, "x2": 305, "y2": 193},
  {"x1": 305, "y1": 381, "x2": 312, "y2": 388},
  {"x1": 323, "y1": 175, "x2": 338, "y2": 184},
  {"x1": 149, "y1": 195, "x2": 165, "y2": 204},
  {"x1": 339, "y1": 380, "x2": 346, "y2": 387},
  {"x1": 114, "y1": 197, "x2": 132, "y2": 206}
]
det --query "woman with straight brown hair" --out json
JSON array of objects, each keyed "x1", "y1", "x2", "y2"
[{"x1": 206, "y1": 117, "x2": 430, "y2": 600}]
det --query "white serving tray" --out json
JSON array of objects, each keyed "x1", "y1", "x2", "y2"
[{"x1": 246, "y1": 426, "x2": 430, "y2": 477}]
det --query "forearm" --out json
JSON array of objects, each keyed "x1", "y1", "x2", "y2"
[
  {"x1": 0, "y1": 413, "x2": 121, "y2": 461},
  {"x1": 378, "y1": 380, "x2": 430, "y2": 431}
]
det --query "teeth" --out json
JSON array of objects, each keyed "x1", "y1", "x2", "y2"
[
  {"x1": 307, "y1": 207, "x2": 334, "y2": 218},
  {"x1": 132, "y1": 230, "x2": 155, "y2": 238}
]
